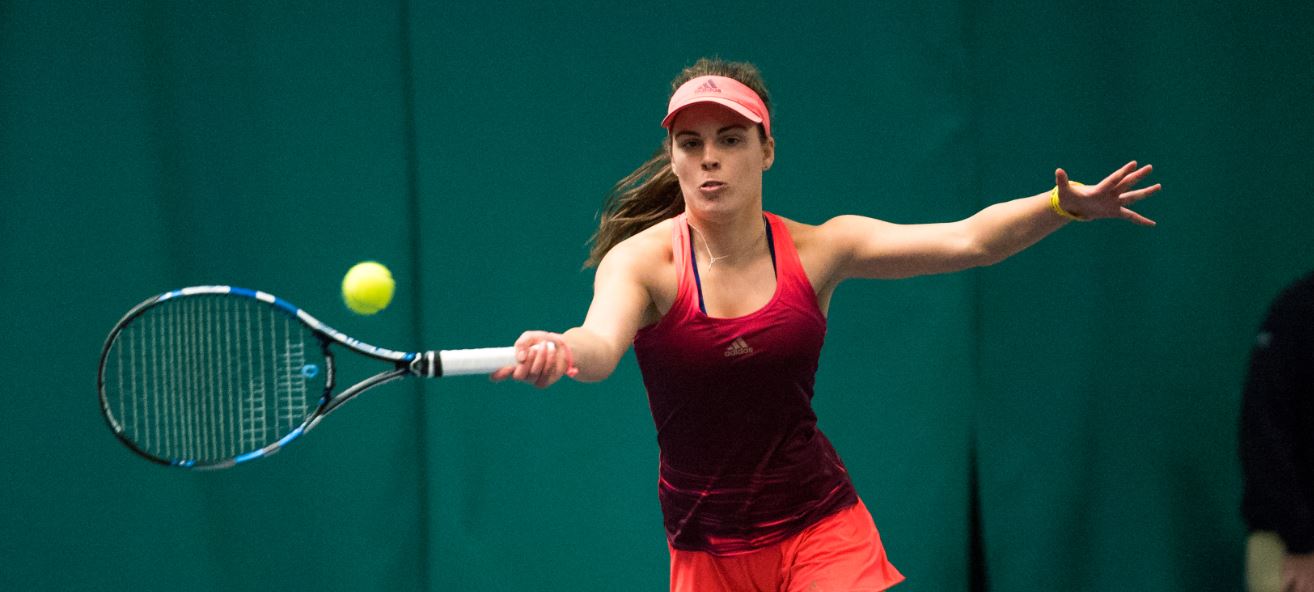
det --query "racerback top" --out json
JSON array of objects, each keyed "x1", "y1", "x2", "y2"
[{"x1": 632, "y1": 212, "x2": 858, "y2": 555}]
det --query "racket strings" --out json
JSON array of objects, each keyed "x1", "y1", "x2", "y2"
[{"x1": 103, "y1": 295, "x2": 326, "y2": 463}]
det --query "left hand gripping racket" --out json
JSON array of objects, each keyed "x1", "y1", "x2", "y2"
[{"x1": 97, "y1": 286, "x2": 515, "y2": 469}]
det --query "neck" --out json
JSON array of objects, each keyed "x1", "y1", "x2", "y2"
[{"x1": 686, "y1": 208, "x2": 766, "y2": 269}]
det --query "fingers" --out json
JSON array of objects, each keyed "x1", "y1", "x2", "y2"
[
  {"x1": 532, "y1": 341, "x2": 555, "y2": 388},
  {"x1": 1114, "y1": 164, "x2": 1154, "y2": 193},
  {"x1": 1120, "y1": 207, "x2": 1156, "y2": 227},
  {"x1": 519, "y1": 341, "x2": 556, "y2": 388},
  {"x1": 541, "y1": 343, "x2": 564, "y2": 388},
  {"x1": 1119, "y1": 183, "x2": 1161, "y2": 205},
  {"x1": 496, "y1": 331, "x2": 571, "y2": 389},
  {"x1": 1095, "y1": 160, "x2": 1137, "y2": 191},
  {"x1": 1111, "y1": 164, "x2": 1158, "y2": 226},
  {"x1": 1059, "y1": 161, "x2": 1159, "y2": 226},
  {"x1": 489, "y1": 366, "x2": 515, "y2": 382}
]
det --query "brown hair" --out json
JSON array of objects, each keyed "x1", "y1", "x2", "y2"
[{"x1": 584, "y1": 58, "x2": 772, "y2": 268}]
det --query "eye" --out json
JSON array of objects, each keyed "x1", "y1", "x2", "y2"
[
  {"x1": 679, "y1": 138, "x2": 702, "y2": 149},
  {"x1": 721, "y1": 136, "x2": 743, "y2": 146}
]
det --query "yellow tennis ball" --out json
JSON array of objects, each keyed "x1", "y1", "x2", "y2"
[{"x1": 341, "y1": 261, "x2": 395, "y2": 315}]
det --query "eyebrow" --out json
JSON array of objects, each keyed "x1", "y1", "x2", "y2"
[{"x1": 673, "y1": 125, "x2": 749, "y2": 138}]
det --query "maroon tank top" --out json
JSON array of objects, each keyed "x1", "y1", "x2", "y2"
[{"x1": 633, "y1": 212, "x2": 857, "y2": 555}]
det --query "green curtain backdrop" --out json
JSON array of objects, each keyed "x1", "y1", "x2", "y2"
[{"x1": 2, "y1": 1, "x2": 1309, "y2": 591}]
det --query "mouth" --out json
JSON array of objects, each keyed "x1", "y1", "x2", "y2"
[{"x1": 699, "y1": 180, "x2": 727, "y2": 192}]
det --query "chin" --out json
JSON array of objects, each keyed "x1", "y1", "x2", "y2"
[
  {"x1": 685, "y1": 195, "x2": 728, "y2": 214},
  {"x1": 687, "y1": 203, "x2": 746, "y2": 227}
]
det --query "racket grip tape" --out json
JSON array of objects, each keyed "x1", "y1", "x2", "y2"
[{"x1": 413, "y1": 347, "x2": 517, "y2": 377}]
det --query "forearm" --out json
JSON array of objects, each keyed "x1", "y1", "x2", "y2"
[
  {"x1": 964, "y1": 192, "x2": 1068, "y2": 266},
  {"x1": 562, "y1": 326, "x2": 626, "y2": 383}
]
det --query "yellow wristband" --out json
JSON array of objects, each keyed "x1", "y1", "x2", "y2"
[{"x1": 1050, "y1": 181, "x2": 1089, "y2": 221}]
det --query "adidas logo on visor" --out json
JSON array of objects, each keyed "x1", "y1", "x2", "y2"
[
  {"x1": 694, "y1": 79, "x2": 721, "y2": 94},
  {"x1": 724, "y1": 337, "x2": 754, "y2": 357}
]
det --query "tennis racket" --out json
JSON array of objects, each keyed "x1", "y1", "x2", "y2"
[{"x1": 97, "y1": 285, "x2": 515, "y2": 469}]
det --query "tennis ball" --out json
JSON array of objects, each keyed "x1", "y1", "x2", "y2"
[{"x1": 341, "y1": 261, "x2": 395, "y2": 315}]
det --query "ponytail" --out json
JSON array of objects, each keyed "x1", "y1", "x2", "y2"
[{"x1": 585, "y1": 141, "x2": 683, "y2": 268}]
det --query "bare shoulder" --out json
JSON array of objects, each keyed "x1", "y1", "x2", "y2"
[
  {"x1": 596, "y1": 218, "x2": 675, "y2": 322},
  {"x1": 775, "y1": 214, "x2": 851, "y2": 295},
  {"x1": 815, "y1": 214, "x2": 886, "y2": 239},
  {"x1": 776, "y1": 215, "x2": 823, "y2": 244},
  {"x1": 594, "y1": 218, "x2": 673, "y2": 296},
  {"x1": 600, "y1": 219, "x2": 672, "y2": 277},
  {"x1": 777, "y1": 213, "x2": 870, "y2": 243},
  {"x1": 809, "y1": 214, "x2": 901, "y2": 259}
]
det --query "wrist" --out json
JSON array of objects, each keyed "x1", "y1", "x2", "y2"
[
  {"x1": 545, "y1": 332, "x2": 580, "y2": 379},
  {"x1": 1050, "y1": 181, "x2": 1089, "y2": 222}
]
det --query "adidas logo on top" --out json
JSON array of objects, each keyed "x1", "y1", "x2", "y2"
[
  {"x1": 694, "y1": 79, "x2": 721, "y2": 94},
  {"x1": 724, "y1": 337, "x2": 753, "y2": 357}
]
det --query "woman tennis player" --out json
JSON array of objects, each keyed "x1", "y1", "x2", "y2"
[{"x1": 491, "y1": 58, "x2": 1159, "y2": 591}]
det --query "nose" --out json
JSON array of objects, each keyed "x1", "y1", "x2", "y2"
[{"x1": 700, "y1": 145, "x2": 720, "y2": 171}]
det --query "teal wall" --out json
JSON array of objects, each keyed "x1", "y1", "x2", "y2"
[{"x1": 2, "y1": 1, "x2": 1309, "y2": 590}]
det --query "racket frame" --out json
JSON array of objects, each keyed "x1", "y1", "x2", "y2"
[{"x1": 97, "y1": 285, "x2": 511, "y2": 469}]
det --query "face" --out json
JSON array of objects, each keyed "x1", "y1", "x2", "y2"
[{"x1": 669, "y1": 103, "x2": 775, "y2": 219}]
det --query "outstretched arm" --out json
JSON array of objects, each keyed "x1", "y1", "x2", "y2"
[
  {"x1": 490, "y1": 240, "x2": 653, "y2": 388},
  {"x1": 826, "y1": 161, "x2": 1160, "y2": 280}
]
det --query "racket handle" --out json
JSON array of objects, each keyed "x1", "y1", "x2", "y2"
[{"x1": 412, "y1": 347, "x2": 517, "y2": 377}]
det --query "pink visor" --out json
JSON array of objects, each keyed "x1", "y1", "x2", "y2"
[{"x1": 661, "y1": 75, "x2": 771, "y2": 137}]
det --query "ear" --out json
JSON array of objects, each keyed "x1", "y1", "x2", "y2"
[{"x1": 762, "y1": 135, "x2": 775, "y2": 171}]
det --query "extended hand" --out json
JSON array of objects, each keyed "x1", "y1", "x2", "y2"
[
  {"x1": 489, "y1": 330, "x2": 579, "y2": 389},
  {"x1": 1055, "y1": 161, "x2": 1161, "y2": 226}
]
